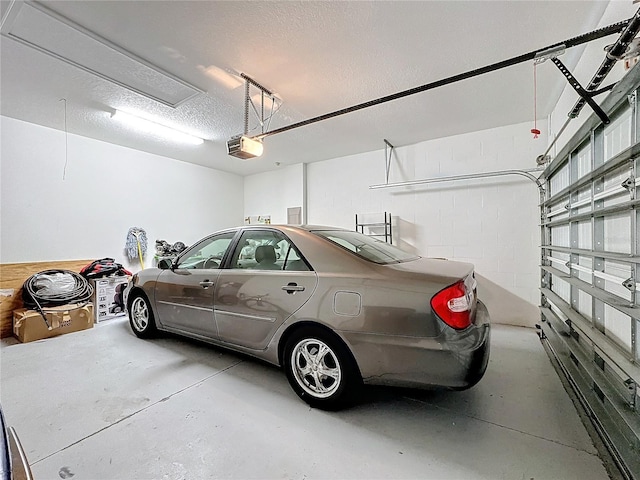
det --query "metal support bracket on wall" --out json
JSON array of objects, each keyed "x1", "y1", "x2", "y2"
[{"x1": 384, "y1": 139, "x2": 394, "y2": 184}]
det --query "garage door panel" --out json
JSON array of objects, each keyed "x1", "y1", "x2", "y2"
[
  {"x1": 550, "y1": 164, "x2": 570, "y2": 196},
  {"x1": 540, "y1": 76, "x2": 640, "y2": 476},
  {"x1": 551, "y1": 275, "x2": 571, "y2": 303},
  {"x1": 550, "y1": 225, "x2": 570, "y2": 248},
  {"x1": 573, "y1": 186, "x2": 592, "y2": 216},
  {"x1": 577, "y1": 291, "x2": 592, "y2": 320},
  {"x1": 548, "y1": 198, "x2": 571, "y2": 221},
  {"x1": 604, "y1": 107, "x2": 633, "y2": 162},
  {"x1": 577, "y1": 221, "x2": 592, "y2": 249},
  {"x1": 603, "y1": 304, "x2": 633, "y2": 353},
  {"x1": 604, "y1": 213, "x2": 632, "y2": 254},
  {"x1": 575, "y1": 143, "x2": 592, "y2": 180},
  {"x1": 603, "y1": 164, "x2": 629, "y2": 188}
]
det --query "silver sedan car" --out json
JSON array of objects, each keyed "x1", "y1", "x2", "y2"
[{"x1": 126, "y1": 225, "x2": 490, "y2": 410}]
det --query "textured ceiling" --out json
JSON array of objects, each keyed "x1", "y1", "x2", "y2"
[{"x1": 0, "y1": 0, "x2": 632, "y2": 176}]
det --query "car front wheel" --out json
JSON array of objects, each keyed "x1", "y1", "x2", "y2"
[
  {"x1": 284, "y1": 327, "x2": 361, "y2": 410},
  {"x1": 129, "y1": 293, "x2": 157, "y2": 338}
]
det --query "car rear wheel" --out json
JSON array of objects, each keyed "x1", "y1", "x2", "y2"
[
  {"x1": 129, "y1": 293, "x2": 157, "y2": 338},
  {"x1": 284, "y1": 327, "x2": 361, "y2": 410}
]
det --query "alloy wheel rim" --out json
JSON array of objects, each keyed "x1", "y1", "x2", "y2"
[
  {"x1": 291, "y1": 338, "x2": 342, "y2": 399},
  {"x1": 131, "y1": 297, "x2": 148, "y2": 331}
]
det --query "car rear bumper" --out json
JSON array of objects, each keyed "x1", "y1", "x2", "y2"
[{"x1": 341, "y1": 300, "x2": 491, "y2": 389}]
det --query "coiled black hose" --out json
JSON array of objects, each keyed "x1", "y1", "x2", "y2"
[{"x1": 22, "y1": 270, "x2": 94, "y2": 329}]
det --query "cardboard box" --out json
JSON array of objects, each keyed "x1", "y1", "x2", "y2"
[
  {"x1": 92, "y1": 276, "x2": 129, "y2": 323},
  {"x1": 13, "y1": 304, "x2": 94, "y2": 343}
]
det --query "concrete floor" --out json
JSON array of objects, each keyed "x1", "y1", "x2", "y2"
[{"x1": 1, "y1": 318, "x2": 610, "y2": 480}]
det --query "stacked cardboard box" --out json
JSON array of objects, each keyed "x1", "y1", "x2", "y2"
[{"x1": 13, "y1": 304, "x2": 93, "y2": 343}]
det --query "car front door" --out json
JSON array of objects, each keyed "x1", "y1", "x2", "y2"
[
  {"x1": 213, "y1": 229, "x2": 318, "y2": 350},
  {"x1": 154, "y1": 231, "x2": 236, "y2": 338}
]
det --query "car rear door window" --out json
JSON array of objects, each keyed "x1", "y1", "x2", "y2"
[{"x1": 230, "y1": 230, "x2": 311, "y2": 271}]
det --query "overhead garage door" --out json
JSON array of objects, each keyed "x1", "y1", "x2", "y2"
[{"x1": 540, "y1": 69, "x2": 640, "y2": 477}]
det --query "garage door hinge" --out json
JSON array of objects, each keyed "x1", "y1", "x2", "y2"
[
  {"x1": 622, "y1": 275, "x2": 636, "y2": 292},
  {"x1": 621, "y1": 176, "x2": 635, "y2": 198},
  {"x1": 541, "y1": 296, "x2": 550, "y2": 308},
  {"x1": 627, "y1": 91, "x2": 636, "y2": 109},
  {"x1": 624, "y1": 379, "x2": 636, "y2": 408}
]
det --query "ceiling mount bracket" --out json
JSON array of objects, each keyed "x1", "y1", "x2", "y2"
[
  {"x1": 240, "y1": 73, "x2": 275, "y2": 137},
  {"x1": 228, "y1": 73, "x2": 280, "y2": 159},
  {"x1": 534, "y1": 44, "x2": 566, "y2": 64},
  {"x1": 551, "y1": 57, "x2": 611, "y2": 124}
]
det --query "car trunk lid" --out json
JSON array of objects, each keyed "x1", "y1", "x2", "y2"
[
  {"x1": 382, "y1": 257, "x2": 474, "y2": 284},
  {"x1": 384, "y1": 257, "x2": 478, "y2": 329}
]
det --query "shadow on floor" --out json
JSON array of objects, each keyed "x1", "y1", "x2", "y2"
[{"x1": 476, "y1": 273, "x2": 539, "y2": 328}]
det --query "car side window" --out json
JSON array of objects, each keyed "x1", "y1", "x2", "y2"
[
  {"x1": 230, "y1": 230, "x2": 310, "y2": 271},
  {"x1": 176, "y1": 232, "x2": 235, "y2": 270}
]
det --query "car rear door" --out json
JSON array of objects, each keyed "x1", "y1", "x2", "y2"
[
  {"x1": 213, "y1": 229, "x2": 318, "y2": 350},
  {"x1": 154, "y1": 231, "x2": 236, "y2": 338}
]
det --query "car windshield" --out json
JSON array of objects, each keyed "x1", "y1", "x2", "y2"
[{"x1": 313, "y1": 230, "x2": 419, "y2": 264}]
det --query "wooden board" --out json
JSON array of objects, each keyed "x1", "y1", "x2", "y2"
[{"x1": 0, "y1": 260, "x2": 91, "y2": 338}]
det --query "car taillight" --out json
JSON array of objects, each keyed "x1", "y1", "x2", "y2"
[{"x1": 431, "y1": 280, "x2": 473, "y2": 330}]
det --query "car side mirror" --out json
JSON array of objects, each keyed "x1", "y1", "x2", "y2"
[{"x1": 157, "y1": 258, "x2": 173, "y2": 270}]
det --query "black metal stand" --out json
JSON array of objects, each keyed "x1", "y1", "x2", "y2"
[{"x1": 355, "y1": 212, "x2": 392, "y2": 244}]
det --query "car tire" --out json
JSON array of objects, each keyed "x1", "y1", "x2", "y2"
[
  {"x1": 128, "y1": 293, "x2": 157, "y2": 339},
  {"x1": 284, "y1": 326, "x2": 361, "y2": 410}
]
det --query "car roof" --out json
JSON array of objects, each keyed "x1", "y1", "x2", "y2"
[
  {"x1": 298, "y1": 225, "x2": 349, "y2": 231},
  {"x1": 196, "y1": 225, "x2": 349, "y2": 240},
  {"x1": 232, "y1": 225, "x2": 349, "y2": 233}
]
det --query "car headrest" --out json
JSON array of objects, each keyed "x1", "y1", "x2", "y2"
[{"x1": 255, "y1": 245, "x2": 276, "y2": 264}]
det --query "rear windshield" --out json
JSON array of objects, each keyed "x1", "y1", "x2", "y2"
[{"x1": 313, "y1": 230, "x2": 419, "y2": 264}]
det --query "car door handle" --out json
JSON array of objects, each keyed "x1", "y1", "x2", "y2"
[
  {"x1": 282, "y1": 283, "x2": 305, "y2": 294},
  {"x1": 199, "y1": 280, "x2": 214, "y2": 289}
]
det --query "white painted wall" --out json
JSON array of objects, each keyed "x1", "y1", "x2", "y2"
[
  {"x1": 243, "y1": 163, "x2": 304, "y2": 224},
  {"x1": 245, "y1": 121, "x2": 545, "y2": 327},
  {"x1": 0, "y1": 116, "x2": 244, "y2": 271}
]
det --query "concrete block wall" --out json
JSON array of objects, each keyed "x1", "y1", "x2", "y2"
[{"x1": 245, "y1": 120, "x2": 546, "y2": 327}]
